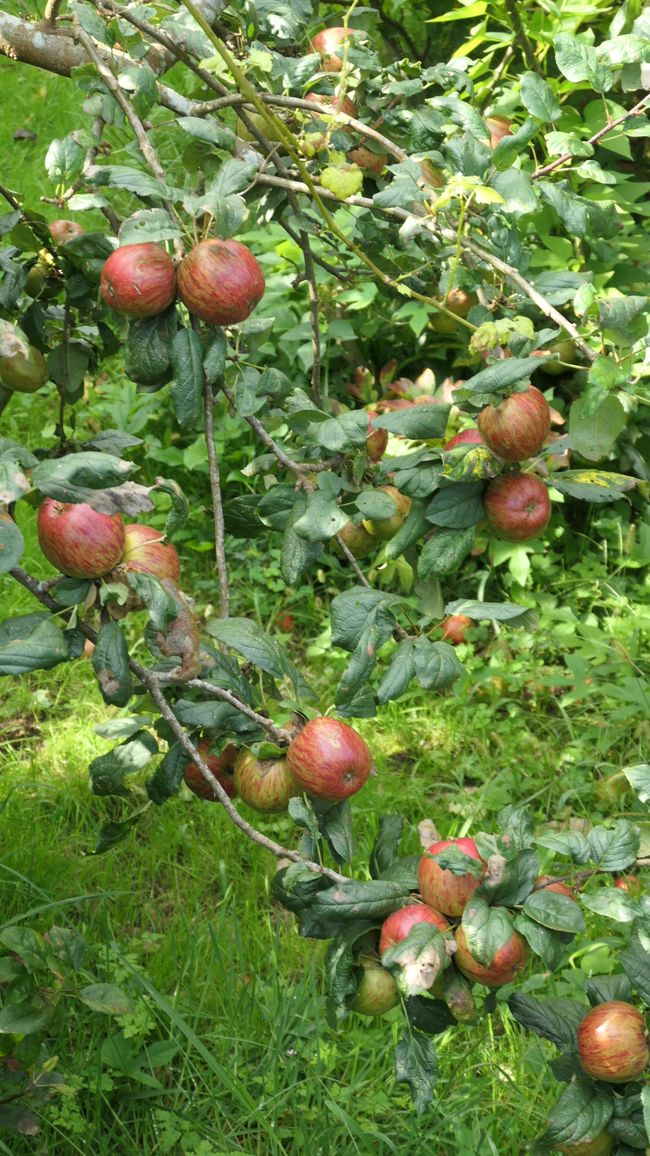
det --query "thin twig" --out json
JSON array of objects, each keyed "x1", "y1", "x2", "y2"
[
  {"x1": 335, "y1": 534, "x2": 372, "y2": 587},
  {"x1": 278, "y1": 214, "x2": 351, "y2": 281},
  {"x1": 300, "y1": 232, "x2": 322, "y2": 407},
  {"x1": 43, "y1": 0, "x2": 64, "y2": 25},
  {"x1": 181, "y1": 680, "x2": 289, "y2": 745},
  {"x1": 532, "y1": 94, "x2": 650, "y2": 179},
  {"x1": 220, "y1": 382, "x2": 308, "y2": 477},
  {"x1": 204, "y1": 383, "x2": 230, "y2": 618}
]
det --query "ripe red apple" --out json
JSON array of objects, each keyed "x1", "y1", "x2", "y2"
[
  {"x1": 304, "y1": 91, "x2": 357, "y2": 119},
  {"x1": 485, "y1": 115, "x2": 512, "y2": 148},
  {"x1": 418, "y1": 838, "x2": 486, "y2": 917},
  {"x1": 49, "y1": 219, "x2": 84, "y2": 245},
  {"x1": 310, "y1": 26, "x2": 357, "y2": 72},
  {"x1": 351, "y1": 956, "x2": 400, "y2": 1016},
  {"x1": 614, "y1": 874, "x2": 642, "y2": 895},
  {"x1": 454, "y1": 923, "x2": 530, "y2": 988},
  {"x1": 286, "y1": 717, "x2": 372, "y2": 802},
  {"x1": 366, "y1": 412, "x2": 388, "y2": 462},
  {"x1": 477, "y1": 386, "x2": 550, "y2": 463},
  {"x1": 37, "y1": 499, "x2": 125, "y2": 579},
  {"x1": 534, "y1": 875, "x2": 575, "y2": 899},
  {"x1": 379, "y1": 903, "x2": 450, "y2": 955},
  {"x1": 335, "y1": 520, "x2": 376, "y2": 559},
  {"x1": 363, "y1": 485, "x2": 412, "y2": 541},
  {"x1": 444, "y1": 428, "x2": 483, "y2": 451},
  {"x1": 177, "y1": 239, "x2": 265, "y2": 326},
  {"x1": 348, "y1": 146, "x2": 388, "y2": 175},
  {"x1": 120, "y1": 524, "x2": 180, "y2": 584},
  {"x1": 233, "y1": 750, "x2": 298, "y2": 813},
  {"x1": 557, "y1": 1132, "x2": 613, "y2": 1155},
  {"x1": 484, "y1": 473, "x2": 551, "y2": 542},
  {"x1": 100, "y1": 243, "x2": 176, "y2": 318},
  {"x1": 440, "y1": 615, "x2": 472, "y2": 645},
  {"x1": 577, "y1": 1001, "x2": 648, "y2": 1084},
  {"x1": 184, "y1": 742, "x2": 238, "y2": 801}
]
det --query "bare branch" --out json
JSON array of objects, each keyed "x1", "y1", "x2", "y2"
[
  {"x1": 204, "y1": 383, "x2": 230, "y2": 618},
  {"x1": 299, "y1": 232, "x2": 323, "y2": 408},
  {"x1": 43, "y1": 1, "x2": 65, "y2": 25},
  {"x1": 182, "y1": 680, "x2": 289, "y2": 745},
  {"x1": 220, "y1": 382, "x2": 302, "y2": 477},
  {"x1": 532, "y1": 94, "x2": 650, "y2": 180}
]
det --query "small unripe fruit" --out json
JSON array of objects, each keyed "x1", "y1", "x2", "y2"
[
  {"x1": 351, "y1": 957, "x2": 400, "y2": 1016},
  {"x1": 348, "y1": 146, "x2": 388, "y2": 176},
  {"x1": 49, "y1": 219, "x2": 84, "y2": 245},
  {"x1": 335, "y1": 520, "x2": 376, "y2": 559},
  {"x1": 485, "y1": 115, "x2": 512, "y2": 148},
  {"x1": 534, "y1": 876, "x2": 576, "y2": 900},
  {"x1": 363, "y1": 486, "x2": 411, "y2": 541},
  {"x1": 233, "y1": 750, "x2": 298, "y2": 814}
]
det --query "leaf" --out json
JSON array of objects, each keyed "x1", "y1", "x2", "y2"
[
  {"x1": 311, "y1": 411, "x2": 368, "y2": 453},
  {"x1": 405, "y1": 995, "x2": 456, "y2": 1034},
  {"x1": 623, "y1": 763, "x2": 650, "y2": 803},
  {"x1": 513, "y1": 913, "x2": 566, "y2": 970},
  {"x1": 523, "y1": 890, "x2": 586, "y2": 934},
  {"x1": 78, "y1": 984, "x2": 133, "y2": 1015},
  {"x1": 554, "y1": 33, "x2": 614, "y2": 91},
  {"x1": 519, "y1": 72, "x2": 562, "y2": 121},
  {"x1": 91, "y1": 165, "x2": 172, "y2": 201},
  {"x1": 412, "y1": 638, "x2": 463, "y2": 690},
  {"x1": 125, "y1": 309, "x2": 176, "y2": 385},
  {"x1": 206, "y1": 157, "x2": 258, "y2": 197},
  {"x1": 385, "y1": 502, "x2": 429, "y2": 558},
  {"x1": 331, "y1": 587, "x2": 400, "y2": 652},
  {"x1": 0, "y1": 1002, "x2": 50, "y2": 1036},
  {"x1": 89, "y1": 732, "x2": 158, "y2": 797},
  {"x1": 32, "y1": 452, "x2": 134, "y2": 496},
  {"x1": 419, "y1": 527, "x2": 475, "y2": 576},
  {"x1": 376, "y1": 640, "x2": 417, "y2": 705},
  {"x1": 147, "y1": 742, "x2": 190, "y2": 806},
  {"x1": 507, "y1": 993, "x2": 585, "y2": 1050},
  {"x1": 171, "y1": 328, "x2": 204, "y2": 429},
  {"x1": 491, "y1": 169, "x2": 539, "y2": 217},
  {"x1": 0, "y1": 613, "x2": 75, "y2": 675},
  {"x1": 336, "y1": 618, "x2": 384, "y2": 712},
  {"x1": 118, "y1": 209, "x2": 182, "y2": 246},
  {"x1": 581, "y1": 888, "x2": 639, "y2": 923},
  {"x1": 307, "y1": 879, "x2": 410, "y2": 922},
  {"x1": 281, "y1": 523, "x2": 323, "y2": 583},
  {"x1": 45, "y1": 135, "x2": 84, "y2": 184},
  {"x1": 370, "y1": 815, "x2": 405, "y2": 878},
  {"x1": 93, "y1": 808, "x2": 148, "y2": 854},
  {"x1": 543, "y1": 1078, "x2": 614, "y2": 1147},
  {"x1": 395, "y1": 1030, "x2": 438, "y2": 1114},
  {"x1": 382, "y1": 923, "x2": 448, "y2": 997},
  {"x1": 569, "y1": 395, "x2": 627, "y2": 461},
  {"x1": 176, "y1": 116, "x2": 235, "y2": 150},
  {"x1": 461, "y1": 357, "x2": 543, "y2": 398},
  {"x1": 551, "y1": 469, "x2": 638, "y2": 503},
  {"x1": 536, "y1": 830, "x2": 592, "y2": 863},
  {"x1": 426, "y1": 483, "x2": 484, "y2": 529},
  {"x1": 126, "y1": 572, "x2": 178, "y2": 630},
  {"x1": 324, "y1": 927, "x2": 370, "y2": 1027},
  {"x1": 92, "y1": 621, "x2": 133, "y2": 708},
  {"x1": 0, "y1": 515, "x2": 24, "y2": 572},
  {"x1": 291, "y1": 492, "x2": 349, "y2": 543},
  {"x1": 587, "y1": 821, "x2": 639, "y2": 871},
  {"x1": 585, "y1": 974, "x2": 633, "y2": 1005},
  {"x1": 461, "y1": 898, "x2": 516, "y2": 967},
  {"x1": 203, "y1": 327, "x2": 227, "y2": 385},
  {"x1": 479, "y1": 848, "x2": 540, "y2": 907},
  {"x1": 621, "y1": 939, "x2": 650, "y2": 1003},
  {"x1": 598, "y1": 294, "x2": 648, "y2": 332},
  {"x1": 0, "y1": 458, "x2": 30, "y2": 504},
  {"x1": 206, "y1": 616, "x2": 282, "y2": 678},
  {"x1": 371, "y1": 404, "x2": 450, "y2": 439},
  {"x1": 355, "y1": 489, "x2": 402, "y2": 520},
  {"x1": 0, "y1": 927, "x2": 50, "y2": 971},
  {"x1": 318, "y1": 800, "x2": 354, "y2": 865},
  {"x1": 444, "y1": 599, "x2": 534, "y2": 626}
]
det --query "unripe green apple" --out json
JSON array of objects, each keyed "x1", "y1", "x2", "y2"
[{"x1": 363, "y1": 486, "x2": 411, "y2": 541}]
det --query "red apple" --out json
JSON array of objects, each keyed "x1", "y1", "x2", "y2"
[
  {"x1": 366, "y1": 412, "x2": 388, "y2": 462},
  {"x1": 100, "y1": 243, "x2": 176, "y2": 318},
  {"x1": 484, "y1": 473, "x2": 550, "y2": 542},
  {"x1": 304, "y1": 91, "x2": 357, "y2": 119},
  {"x1": 37, "y1": 499, "x2": 125, "y2": 579},
  {"x1": 418, "y1": 838, "x2": 486, "y2": 917},
  {"x1": 379, "y1": 903, "x2": 450, "y2": 955},
  {"x1": 557, "y1": 1134, "x2": 613, "y2": 1156},
  {"x1": 177, "y1": 239, "x2": 265, "y2": 326},
  {"x1": 486, "y1": 115, "x2": 512, "y2": 148},
  {"x1": 363, "y1": 485, "x2": 412, "y2": 541},
  {"x1": 233, "y1": 750, "x2": 298, "y2": 814},
  {"x1": 440, "y1": 615, "x2": 472, "y2": 645},
  {"x1": 454, "y1": 923, "x2": 530, "y2": 988},
  {"x1": 276, "y1": 612, "x2": 295, "y2": 632},
  {"x1": 348, "y1": 146, "x2": 388, "y2": 175},
  {"x1": 184, "y1": 742, "x2": 238, "y2": 801},
  {"x1": 577, "y1": 1001, "x2": 648, "y2": 1084},
  {"x1": 310, "y1": 26, "x2": 358, "y2": 72},
  {"x1": 614, "y1": 874, "x2": 642, "y2": 895},
  {"x1": 286, "y1": 717, "x2": 372, "y2": 802},
  {"x1": 478, "y1": 386, "x2": 551, "y2": 463},
  {"x1": 534, "y1": 875, "x2": 575, "y2": 899},
  {"x1": 351, "y1": 957, "x2": 400, "y2": 1016},
  {"x1": 444, "y1": 428, "x2": 483, "y2": 451},
  {"x1": 120, "y1": 524, "x2": 180, "y2": 584},
  {"x1": 49, "y1": 219, "x2": 84, "y2": 245},
  {"x1": 335, "y1": 520, "x2": 376, "y2": 559}
]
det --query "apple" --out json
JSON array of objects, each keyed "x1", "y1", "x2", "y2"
[
  {"x1": 351, "y1": 956, "x2": 400, "y2": 1016},
  {"x1": 348, "y1": 146, "x2": 388, "y2": 176},
  {"x1": 236, "y1": 110, "x2": 287, "y2": 144},
  {"x1": 379, "y1": 903, "x2": 450, "y2": 955},
  {"x1": 0, "y1": 320, "x2": 49, "y2": 394},
  {"x1": 484, "y1": 473, "x2": 551, "y2": 542},
  {"x1": 418, "y1": 838, "x2": 486, "y2": 917},
  {"x1": 335, "y1": 520, "x2": 376, "y2": 559},
  {"x1": 286, "y1": 716, "x2": 372, "y2": 801},
  {"x1": 556, "y1": 1134, "x2": 613, "y2": 1156},
  {"x1": 577, "y1": 1001, "x2": 649, "y2": 1083},
  {"x1": 37, "y1": 499, "x2": 125, "y2": 579},
  {"x1": 363, "y1": 485, "x2": 412, "y2": 541},
  {"x1": 100, "y1": 243, "x2": 176, "y2": 318},
  {"x1": 440, "y1": 615, "x2": 472, "y2": 645},
  {"x1": 478, "y1": 386, "x2": 550, "y2": 463},
  {"x1": 535, "y1": 339, "x2": 579, "y2": 377},
  {"x1": 366, "y1": 412, "x2": 388, "y2": 462},
  {"x1": 485, "y1": 115, "x2": 512, "y2": 148},
  {"x1": 534, "y1": 875, "x2": 576, "y2": 900},
  {"x1": 444, "y1": 428, "x2": 482, "y2": 452},
  {"x1": 446, "y1": 288, "x2": 477, "y2": 318},
  {"x1": 233, "y1": 750, "x2": 299, "y2": 813},
  {"x1": 184, "y1": 742, "x2": 238, "y2": 801},
  {"x1": 614, "y1": 874, "x2": 641, "y2": 895},
  {"x1": 454, "y1": 923, "x2": 530, "y2": 988},
  {"x1": 120, "y1": 524, "x2": 180, "y2": 584},
  {"x1": 177, "y1": 239, "x2": 265, "y2": 326},
  {"x1": 276, "y1": 612, "x2": 295, "y2": 632},
  {"x1": 310, "y1": 26, "x2": 358, "y2": 72},
  {"x1": 420, "y1": 160, "x2": 445, "y2": 190},
  {"x1": 49, "y1": 219, "x2": 84, "y2": 245}
]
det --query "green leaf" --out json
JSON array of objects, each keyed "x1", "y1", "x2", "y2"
[
  {"x1": 461, "y1": 898, "x2": 516, "y2": 967},
  {"x1": 92, "y1": 621, "x2": 133, "y2": 708},
  {"x1": 426, "y1": 483, "x2": 484, "y2": 529},
  {"x1": 125, "y1": 309, "x2": 176, "y2": 385},
  {"x1": 623, "y1": 763, "x2": 650, "y2": 803},
  {"x1": 318, "y1": 800, "x2": 354, "y2": 865},
  {"x1": 171, "y1": 328, "x2": 204, "y2": 429},
  {"x1": 491, "y1": 169, "x2": 539, "y2": 217},
  {"x1": 404, "y1": 994, "x2": 455, "y2": 1035},
  {"x1": 519, "y1": 72, "x2": 561, "y2": 121},
  {"x1": 385, "y1": 502, "x2": 429, "y2": 558},
  {"x1": 310, "y1": 411, "x2": 368, "y2": 453},
  {"x1": 206, "y1": 157, "x2": 258, "y2": 197},
  {"x1": 536, "y1": 830, "x2": 592, "y2": 863},
  {"x1": 507, "y1": 993, "x2": 585, "y2": 1050},
  {"x1": 126, "y1": 572, "x2": 178, "y2": 630},
  {"x1": 523, "y1": 890, "x2": 586, "y2": 934},
  {"x1": 307, "y1": 879, "x2": 410, "y2": 922},
  {"x1": 336, "y1": 617, "x2": 385, "y2": 711},
  {"x1": 621, "y1": 939, "x2": 650, "y2": 1003},
  {"x1": 0, "y1": 927, "x2": 50, "y2": 971},
  {"x1": 395, "y1": 1030, "x2": 438, "y2": 1114},
  {"x1": 45, "y1": 135, "x2": 85, "y2": 184},
  {"x1": 538, "y1": 182, "x2": 589, "y2": 238},
  {"x1": 118, "y1": 208, "x2": 181, "y2": 246},
  {"x1": 0, "y1": 613, "x2": 75, "y2": 675},
  {"x1": 585, "y1": 975, "x2": 633, "y2": 1006},
  {"x1": 155, "y1": 476, "x2": 189, "y2": 540},
  {"x1": 206, "y1": 616, "x2": 283, "y2": 678},
  {"x1": 89, "y1": 732, "x2": 158, "y2": 797},
  {"x1": 513, "y1": 913, "x2": 566, "y2": 970},
  {"x1": 581, "y1": 888, "x2": 639, "y2": 923},
  {"x1": 413, "y1": 638, "x2": 463, "y2": 690},
  {"x1": 461, "y1": 357, "x2": 543, "y2": 399},
  {"x1": 78, "y1": 983, "x2": 133, "y2": 1015},
  {"x1": 147, "y1": 742, "x2": 190, "y2": 806},
  {"x1": 569, "y1": 394, "x2": 627, "y2": 461},
  {"x1": 325, "y1": 927, "x2": 371, "y2": 1027},
  {"x1": 419, "y1": 526, "x2": 475, "y2": 576},
  {"x1": 479, "y1": 848, "x2": 540, "y2": 907},
  {"x1": 554, "y1": 33, "x2": 614, "y2": 91},
  {"x1": 371, "y1": 404, "x2": 450, "y2": 439},
  {"x1": 355, "y1": 489, "x2": 401, "y2": 520},
  {"x1": 204, "y1": 327, "x2": 227, "y2": 385},
  {"x1": 0, "y1": 515, "x2": 24, "y2": 572},
  {"x1": 292, "y1": 492, "x2": 349, "y2": 542},
  {"x1": 0, "y1": 1001, "x2": 50, "y2": 1036},
  {"x1": 32, "y1": 452, "x2": 134, "y2": 496},
  {"x1": 543, "y1": 1078, "x2": 614, "y2": 1147},
  {"x1": 587, "y1": 820, "x2": 639, "y2": 871},
  {"x1": 177, "y1": 116, "x2": 235, "y2": 150},
  {"x1": 598, "y1": 294, "x2": 649, "y2": 332},
  {"x1": 370, "y1": 814, "x2": 405, "y2": 878},
  {"x1": 444, "y1": 599, "x2": 534, "y2": 627},
  {"x1": 281, "y1": 523, "x2": 323, "y2": 583},
  {"x1": 91, "y1": 164, "x2": 172, "y2": 201},
  {"x1": 93, "y1": 808, "x2": 148, "y2": 854},
  {"x1": 376, "y1": 640, "x2": 416, "y2": 705},
  {"x1": 551, "y1": 469, "x2": 638, "y2": 503},
  {"x1": 0, "y1": 457, "x2": 30, "y2": 504}
]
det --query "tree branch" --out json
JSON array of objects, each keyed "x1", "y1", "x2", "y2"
[
  {"x1": 299, "y1": 231, "x2": 323, "y2": 408},
  {"x1": 503, "y1": 0, "x2": 539, "y2": 73},
  {"x1": 204, "y1": 383, "x2": 230, "y2": 618},
  {"x1": 532, "y1": 94, "x2": 650, "y2": 180},
  {"x1": 43, "y1": 1, "x2": 65, "y2": 25}
]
